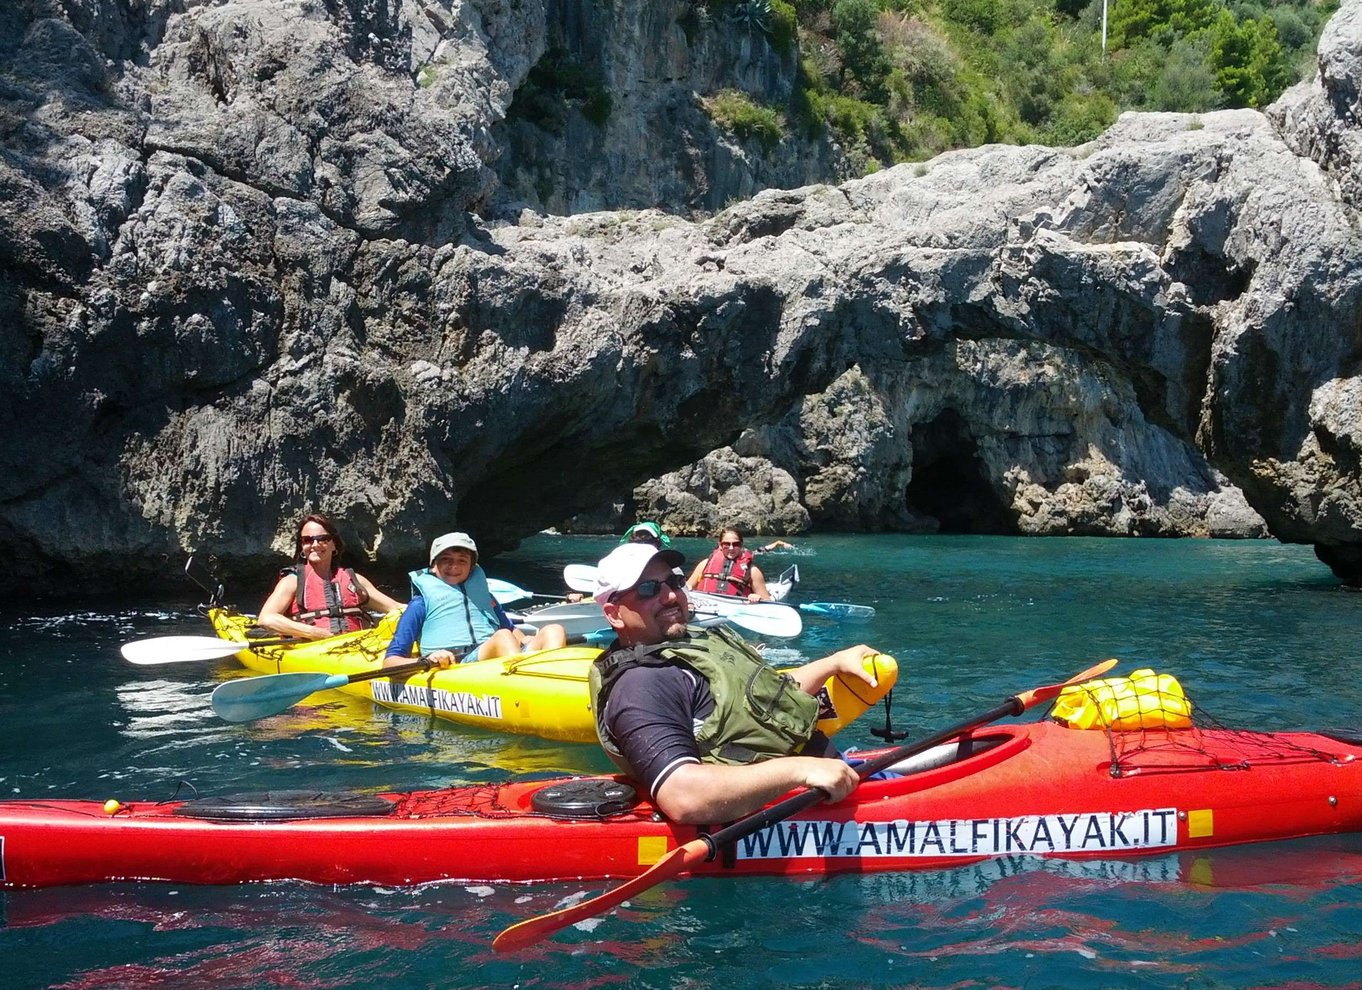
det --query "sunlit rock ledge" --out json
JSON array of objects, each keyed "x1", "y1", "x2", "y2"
[{"x1": 1, "y1": 0, "x2": 1359, "y2": 596}]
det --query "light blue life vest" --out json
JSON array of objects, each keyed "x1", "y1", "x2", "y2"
[{"x1": 409, "y1": 566, "x2": 501, "y2": 651}]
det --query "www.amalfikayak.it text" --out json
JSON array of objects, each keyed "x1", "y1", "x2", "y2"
[{"x1": 737, "y1": 808, "x2": 1179, "y2": 859}]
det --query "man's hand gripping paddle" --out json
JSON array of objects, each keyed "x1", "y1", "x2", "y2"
[{"x1": 491, "y1": 658, "x2": 1118, "y2": 952}]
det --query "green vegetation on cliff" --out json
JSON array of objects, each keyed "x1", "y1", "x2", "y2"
[{"x1": 693, "y1": 0, "x2": 1336, "y2": 168}]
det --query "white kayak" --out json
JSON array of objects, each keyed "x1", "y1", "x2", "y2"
[
  {"x1": 560, "y1": 563, "x2": 797, "y2": 602},
  {"x1": 509, "y1": 600, "x2": 726, "y2": 638},
  {"x1": 551, "y1": 564, "x2": 802, "y2": 638}
]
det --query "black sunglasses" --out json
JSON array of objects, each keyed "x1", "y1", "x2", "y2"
[{"x1": 619, "y1": 572, "x2": 684, "y2": 601}]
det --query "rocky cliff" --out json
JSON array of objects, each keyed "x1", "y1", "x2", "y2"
[{"x1": 2, "y1": 0, "x2": 1360, "y2": 598}]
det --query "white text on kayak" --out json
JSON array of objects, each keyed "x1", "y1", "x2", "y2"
[
  {"x1": 736, "y1": 809, "x2": 1180, "y2": 860},
  {"x1": 369, "y1": 681, "x2": 503, "y2": 720}
]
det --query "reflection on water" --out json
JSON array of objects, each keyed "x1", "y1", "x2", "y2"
[{"x1": 114, "y1": 677, "x2": 222, "y2": 740}]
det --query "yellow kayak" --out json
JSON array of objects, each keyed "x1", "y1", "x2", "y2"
[
  {"x1": 207, "y1": 609, "x2": 898, "y2": 744},
  {"x1": 209, "y1": 608, "x2": 605, "y2": 743}
]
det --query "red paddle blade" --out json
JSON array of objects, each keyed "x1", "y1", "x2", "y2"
[
  {"x1": 492, "y1": 837, "x2": 712, "y2": 953},
  {"x1": 1015, "y1": 658, "x2": 1117, "y2": 711}
]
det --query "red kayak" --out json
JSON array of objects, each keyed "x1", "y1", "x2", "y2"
[{"x1": 3, "y1": 720, "x2": 1361, "y2": 889}]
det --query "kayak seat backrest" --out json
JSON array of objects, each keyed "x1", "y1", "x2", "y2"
[{"x1": 883, "y1": 734, "x2": 1008, "y2": 778}]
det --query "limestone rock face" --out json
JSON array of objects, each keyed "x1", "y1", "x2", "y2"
[
  {"x1": 2, "y1": 0, "x2": 1362, "y2": 597},
  {"x1": 634, "y1": 445, "x2": 810, "y2": 537},
  {"x1": 631, "y1": 342, "x2": 1267, "y2": 540},
  {"x1": 1269, "y1": 1, "x2": 1362, "y2": 213},
  {"x1": 492, "y1": 1, "x2": 844, "y2": 215}
]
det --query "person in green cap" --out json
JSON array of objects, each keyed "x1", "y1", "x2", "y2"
[
  {"x1": 566, "y1": 521, "x2": 676, "y2": 601},
  {"x1": 619, "y1": 521, "x2": 673, "y2": 549}
]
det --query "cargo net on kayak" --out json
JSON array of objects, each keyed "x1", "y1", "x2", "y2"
[
  {"x1": 1047, "y1": 667, "x2": 1356, "y2": 778},
  {"x1": 385, "y1": 781, "x2": 651, "y2": 822}
]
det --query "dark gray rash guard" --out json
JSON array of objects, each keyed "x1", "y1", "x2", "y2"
[{"x1": 598, "y1": 654, "x2": 837, "y2": 802}]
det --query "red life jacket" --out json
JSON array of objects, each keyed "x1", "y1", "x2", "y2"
[
  {"x1": 287, "y1": 565, "x2": 372, "y2": 634},
  {"x1": 697, "y1": 547, "x2": 755, "y2": 596}
]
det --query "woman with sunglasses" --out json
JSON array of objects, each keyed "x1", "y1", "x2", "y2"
[
  {"x1": 256, "y1": 513, "x2": 404, "y2": 641},
  {"x1": 686, "y1": 527, "x2": 771, "y2": 603}
]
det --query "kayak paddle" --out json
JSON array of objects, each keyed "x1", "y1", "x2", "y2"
[
  {"x1": 562, "y1": 564, "x2": 599, "y2": 593},
  {"x1": 692, "y1": 604, "x2": 801, "y2": 638},
  {"x1": 797, "y1": 602, "x2": 876, "y2": 621},
  {"x1": 212, "y1": 658, "x2": 433, "y2": 723},
  {"x1": 564, "y1": 566, "x2": 802, "y2": 638},
  {"x1": 210, "y1": 629, "x2": 620, "y2": 723},
  {"x1": 487, "y1": 578, "x2": 568, "y2": 606},
  {"x1": 491, "y1": 657, "x2": 1119, "y2": 952},
  {"x1": 121, "y1": 635, "x2": 295, "y2": 665}
]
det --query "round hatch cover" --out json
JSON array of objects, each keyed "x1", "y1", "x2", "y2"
[{"x1": 530, "y1": 778, "x2": 638, "y2": 819}]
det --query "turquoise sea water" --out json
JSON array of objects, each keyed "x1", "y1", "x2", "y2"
[{"x1": 3, "y1": 534, "x2": 1362, "y2": 989}]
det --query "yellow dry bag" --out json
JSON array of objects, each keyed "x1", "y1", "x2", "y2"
[
  {"x1": 814, "y1": 653, "x2": 899, "y2": 737},
  {"x1": 1051, "y1": 667, "x2": 1192, "y2": 731}
]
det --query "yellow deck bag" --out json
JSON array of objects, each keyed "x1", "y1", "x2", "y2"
[{"x1": 1052, "y1": 667, "x2": 1193, "y2": 730}]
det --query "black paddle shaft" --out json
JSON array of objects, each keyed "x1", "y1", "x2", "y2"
[
  {"x1": 699, "y1": 695, "x2": 1026, "y2": 859},
  {"x1": 348, "y1": 657, "x2": 432, "y2": 683}
]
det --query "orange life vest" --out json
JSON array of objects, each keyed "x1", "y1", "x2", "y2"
[
  {"x1": 696, "y1": 547, "x2": 755, "y2": 596},
  {"x1": 287, "y1": 565, "x2": 372, "y2": 634}
]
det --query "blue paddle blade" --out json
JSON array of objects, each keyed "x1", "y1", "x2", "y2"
[
  {"x1": 798, "y1": 602, "x2": 876, "y2": 620},
  {"x1": 211, "y1": 671, "x2": 347, "y2": 723}
]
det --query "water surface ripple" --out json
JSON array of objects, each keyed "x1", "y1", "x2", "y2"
[{"x1": 3, "y1": 535, "x2": 1361, "y2": 988}]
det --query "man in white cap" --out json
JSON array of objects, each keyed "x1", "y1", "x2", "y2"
[
  {"x1": 588, "y1": 543, "x2": 883, "y2": 824},
  {"x1": 384, "y1": 532, "x2": 567, "y2": 666}
]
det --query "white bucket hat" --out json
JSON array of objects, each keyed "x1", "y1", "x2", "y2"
[{"x1": 429, "y1": 531, "x2": 478, "y2": 565}]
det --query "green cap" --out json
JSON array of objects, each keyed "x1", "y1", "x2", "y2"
[{"x1": 619, "y1": 521, "x2": 673, "y2": 549}]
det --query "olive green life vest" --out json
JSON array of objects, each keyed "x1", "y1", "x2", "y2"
[{"x1": 589, "y1": 625, "x2": 820, "y2": 778}]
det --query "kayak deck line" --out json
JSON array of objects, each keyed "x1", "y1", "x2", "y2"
[
  {"x1": 1098, "y1": 714, "x2": 1361, "y2": 778},
  {"x1": 4, "y1": 721, "x2": 1362, "y2": 889}
]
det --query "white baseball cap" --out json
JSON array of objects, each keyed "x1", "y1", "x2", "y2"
[
  {"x1": 429, "y1": 531, "x2": 477, "y2": 565},
  {"x1": 594, "y1": 544, "x2": 685, "y2": 604}
]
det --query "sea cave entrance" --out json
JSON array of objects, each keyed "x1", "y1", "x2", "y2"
[{"x1": 905, "y1": 410, "x2": 1014, "y2": 534}]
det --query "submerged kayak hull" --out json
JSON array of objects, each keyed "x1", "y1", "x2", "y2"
[{"x1": 3, "y1": 721, "x2": 1361, "y2": 889}]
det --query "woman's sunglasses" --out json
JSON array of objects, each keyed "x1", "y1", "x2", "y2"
[{"x1": 301, "y1": 534, "x2": 333, "y2": 546}]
